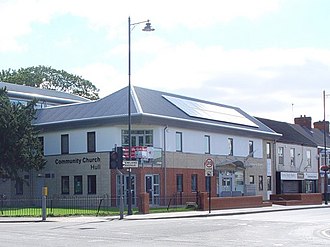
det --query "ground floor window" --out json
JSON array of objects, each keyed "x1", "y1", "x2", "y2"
[
  {"x1": 74, "y1": 175, "x2": 83, "y2": 194},
  {"x1": 88, "y1": 175, "x2": 96, "y2": 194},
  {"x1": 176, "y1": 174, "x2": 183, "y2": 192},
  {"x1": 61, "y1": 176, "x2": 69, "y2": 194},
  {"x1": 267, "y1": 176, "x2": 271, "y2": 191},
  {"x1": 191, "y1": 174, "x2": 198, "y2": 192},
  {"x1": 15, "y1": 180, "x2": 23, "y2": 195},
  {"x1": 259, "y1": 176, "x2": 263, "y2": 191}
]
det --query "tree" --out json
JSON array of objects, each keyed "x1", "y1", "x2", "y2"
[
  {"x1": 0, "y1": 88, "x2": 46, "y2": 181},
  {"x1": 0, "y1": 66, "x2": 99, "y2": 100}
]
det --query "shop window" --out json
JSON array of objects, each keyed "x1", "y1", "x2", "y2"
[
  {"x1": 87, "y1": 132, "x2": 96, "y2": 153},
  {"x1": 176, "y1": 174, "x2": 183, "y2": 192},
  {"x1": 259, "y1": 176, "x2": 263, "y2": 191},
  {"x1": 15, "y1": 180, "x2": 23, "y2": 195},
  {"x1": 61, "y1": 134, "x2": 69, "y2": 154},
  {"x1": 228, "y1": 138, "x2": 233, "y2": 156},
  {"x1": 61, "y1": 176, "x2": 69, "y2": 194},
  {"x1": 74, "y1": 176, "x2": 83, "y2": 194},
  {"x1": 191, "y1": 174, "x2": 198, "y2": 192},
  {"x1": 176, "y1": 132, "x2": 182, "y2": 152},
  {"x1": 88, "y1": 175, "x2": 96, "y2": 194}
]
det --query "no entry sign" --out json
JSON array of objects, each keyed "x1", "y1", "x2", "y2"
[{"x1": 204, "y1": 158, "x2": 214, "y2": 176}]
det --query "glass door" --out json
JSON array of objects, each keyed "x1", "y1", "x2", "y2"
[{"x1": 145, "y1": 174, "x2": 160, "y2": 205}]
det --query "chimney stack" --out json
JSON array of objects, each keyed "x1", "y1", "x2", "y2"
[
  {"x1": 314, "y1": 120, "x2": 329, "y2": 133},
  {"x1": 294, "y1": 115, "x2": 312, "y2": 129}
]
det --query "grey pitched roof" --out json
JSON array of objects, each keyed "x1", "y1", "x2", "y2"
[
  {"x1": 256, "y1": 117, "x2": 317, "y2": 147},
  {"x1": 291, "y1": 124, "x2": 330, "y2": 148},
  {"x1": 34, "y1": 86, "x2": 280, "y2": 139},
  {"x1": 0, "y1": 81, "x2": 89, "y2": 104}
]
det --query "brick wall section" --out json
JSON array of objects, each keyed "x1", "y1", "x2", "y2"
[
  {"x1": 270, "y1": 193, "x2": 322, "y2": 205},
  {"x1": 199, "y1": 192, "x2": 264, "y2": 210}
]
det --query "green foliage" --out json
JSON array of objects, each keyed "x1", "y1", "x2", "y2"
[
  {"x1": 0, "y1": 66, "x2": 99, "y2": 100},
  {"x1": 0, "y1": 88, "x2": 46, "y2": 180}
]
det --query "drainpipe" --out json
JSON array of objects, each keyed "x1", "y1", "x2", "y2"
[{"x1": 163, "y1": 125, "x2": 168, "y2": 205}]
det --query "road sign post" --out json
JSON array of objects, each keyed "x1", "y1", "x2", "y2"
[{"x1": 204, "y1": 158, "x2": 214, "y2": 213}]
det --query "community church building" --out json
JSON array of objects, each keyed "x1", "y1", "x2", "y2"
[
  {"x1": 33, "y1": 86, "x2": 282, "y2": 207},
  {"x1": 3, "y1": 85, "x2": 282, "y2": 208}
]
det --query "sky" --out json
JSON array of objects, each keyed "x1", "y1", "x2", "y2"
[{"x1": 1, "y1": 0, "x2": 330, "y2": 124}]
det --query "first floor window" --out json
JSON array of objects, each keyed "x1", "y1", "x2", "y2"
[
  {"x1": 306, "y1": 150, "x2": 311, "y2": 167},
  {"x1": 191, "y1": 174, "x2": 198, "y2": 192},
  {"x1": 249, "y1": 175, "x2": 255, "y2": 184},
  {"x1": 87, "y1": 132, "x2": 96, "y2": 152},
  {"x1": 88, "y1": 175, "x2": 96, "y2": 194},
  {"x1": 249, "y1": 140, "x2": 254, "y2": 156},
  {"x1": 278, "y1": 147, "x2": 284, "y2": 165},
  {"x1": 204, "y1": 135, "x2": 210, "y2": 154},
  {"x1": 61, "y1": 176, "x2": 69, "y2": 194},
  {"x1": 176, "y1": 132, "x2": 183, "y2": 152},
  {"x1": 290, "y1": 148, "x2": 295, "y2": 166},
  {"x1": 74, "y1": 176, "x2": 83, "y2": 194},
  {"x1": 266, "y1": 142, "x2": 271, "y2": 159},
  {"x1": 61, "y1": 134, "x2": 69, "y2": 154},
  {"x1": 228, "y1": 138, "x2": 233, "y2": 156},
  {"x1": 176, "y1": 174, "x2": 183, "y2": 192}
]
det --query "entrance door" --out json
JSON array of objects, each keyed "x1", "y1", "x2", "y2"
[
  {"x1": 145, "y1": 174, "x2": 160, "y2": 205},
  {"x1": 218, "y1": 173, "x2": 234, "y2": 197}
]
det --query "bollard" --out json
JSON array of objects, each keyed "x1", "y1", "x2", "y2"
[{"x1": 42, "y1": 186, "x2": 48, "y2": 221}]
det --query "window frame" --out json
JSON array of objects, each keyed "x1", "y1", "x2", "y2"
[
  {"x1": 87, "y1": 131, "x2": 96, "y2": 153},
  {"x1": 266, "y1": 142, "x2": 271, "y2": 159},
  {"x1": 176, "y1": 132, "x2": 183, "y2": 152},
  {"x1": 191, "y1": 174, "x2": 198, "y2": 192},
  {"x1": 278, "y1": 146, "x2": 284, "y2": 165},
  {"x1": 204, "y1": 135, "x2": 210, "y2": 154},
  {"x1": 61, "y1": 176, "x2": 70, "y2": 195},
  {"x1": 249, "y1": 140, "x2": 254, "y2": 157},
  {"x1": 61, "y1": 134, "x2": 69, "y2": 154},
  {"x1": 74, "y1": 175, "x2": 83, "y2": 195},
  {"x1": 176, "y1": 174, "x2": 183, "y2": 192},
  {"x1": 228, "y1": 138, "x2": 233, "y2": 156},
  {"x1": 87, "y1": 175, "x2": 97, "y2": 194},
  {"x1": 290, "y1": 148, "x2": 295, "y2": 166},
  {"x1": 258, "y1": 175, "x2": 264, "y2": 191}
]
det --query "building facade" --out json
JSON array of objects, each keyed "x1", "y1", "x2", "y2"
[{"x1": 2, "y1": 86, "x2": 281, "y2": 207}]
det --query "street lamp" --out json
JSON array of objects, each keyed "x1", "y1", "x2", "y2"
[
  {"x1": 323, "y1": 90, "x2": 329, "y2": 205},
  {"x1": 127, "y1": 17, "x2": 154, "y2": 215}
]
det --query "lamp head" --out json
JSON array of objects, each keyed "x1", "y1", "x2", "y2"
[{"x1": 142, "y1": 21, "x2": 155, "y2": 32}]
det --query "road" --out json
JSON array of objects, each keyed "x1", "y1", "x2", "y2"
[{"x1": 0, "y1": 207, "x2": 330, "y2": 246}]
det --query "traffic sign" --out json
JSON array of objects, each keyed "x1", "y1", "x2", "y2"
[
  {"x1": 123, "y1": 160, "x2": 138, "y2": 168},
  {"x1": 204, "y1": 158, "x2": 214, "y2": 176}
]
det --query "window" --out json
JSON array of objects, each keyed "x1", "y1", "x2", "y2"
[
  {"x1": 61, "y1": 176, "x2": 69, "y2": 194},
  {"x1": 249, "y1": 140, "x2": 254, "y2": 157},
  {"x1": 204, "y1": 135, "x2": 210, "y2": 154},
  {"x1": 87, "y1": 132, "x2": 96, "y2": 153},
  {"x1": 266, "y1": 142, "x2": 271, "y2": 159},
  {"x1": 15, "y1": 180, "x2": 23, "y2": 195},
  {"x1": 87, "y1": 175, "x2": 96, "y2": 194},
  {"x1": 267, "y1": 176, "x2": 272, "y2": 191},
  {"x1": 228, "y1": 138, "x2": 233, "y2": 156},
  {"x1": 176, "y1": 132, "x2": 182, "y2": 152},
  {"x1": 258, "y1": 176, "x2": 263, "y2": 191},
  {"x1": 38, "y1": 136, "x2": 44, "y2": 155},
  {"x1": 205, "y1": 176, "x2": 211, "y2": 193},
  {"x1": 290, "y1": 148, "x2": 295, "y2": 166},
  {"x1": 191, "y1": 174, "x2": 198, "y2": 192},
  {"x1": 249, "y1": 175, "x2": 255, "y2": 184},
  {"x1": 176, "y1": 174, "x2": 183, "y2": 192},
  {"x1": 306, "y1": 150, "x2": 311, "y2": 167},
  {"x1": 278, "y1": 147, "x2": 284, "y2": 165},
  {"x1": 61, "y1": 134, "x2": 69, "y2": 154},
  {"x1": 74, "y1": 176, "x2": 83, "y2": 194},
  {"x1": 121, "y1": 130, "x2": 153, "y2": 147}
]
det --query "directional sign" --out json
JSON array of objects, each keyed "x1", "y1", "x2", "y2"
[
  {"x1": 123, "y1": 160, "x2": 138, "y2": 168},
  {"x1": 204, "y1": 158, "x2": 214, "y2": 177}
]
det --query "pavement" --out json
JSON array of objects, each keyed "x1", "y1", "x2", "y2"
[{"x1": 1, "y1": 203, "x2": 329, "y2": 223}]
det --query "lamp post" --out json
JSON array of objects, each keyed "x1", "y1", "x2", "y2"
[
  {"x1": 127, "y1": 17, "x2": 154, "y2": 215},
  {"x1": 323, "y1": 90, "x2": 328, "y2": 205}
]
